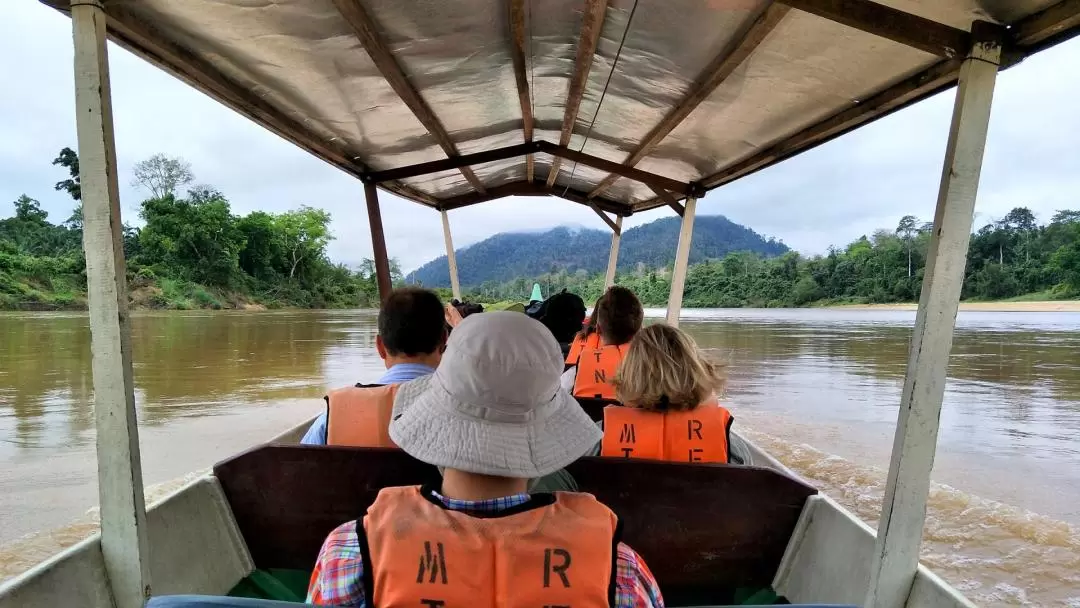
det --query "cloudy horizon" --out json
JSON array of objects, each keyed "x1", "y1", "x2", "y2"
[{"x1": 2, "y1": 2, "x2": 1078, "y2": 274}]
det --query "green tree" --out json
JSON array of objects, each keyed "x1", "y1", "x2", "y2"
[
  {"x1": 896, "y1": 215, "x2": 918, "y2": 278},
  {"x1": 14, "y1": 195, "x2": 48, "y2": 224},
  {"x1": 138, "y1": 190, "x2": 243, "y2": 287},
  {"x1": 236, "y1": 211, "x2": 282, "y2": 280},
  {"x1": 52, "y1": 147, "x2": 81, "y2": 201},
  {"x1": 275, "y1": 206, "x2": 333, "y2": 279}
]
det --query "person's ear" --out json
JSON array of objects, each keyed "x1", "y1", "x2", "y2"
[{"x1": 375, "y1": 335, "x2": 387, "y2": 360}]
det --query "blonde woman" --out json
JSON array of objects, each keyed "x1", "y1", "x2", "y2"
[{"x1": 600, "y1": 323, "x2": 738, "y2": 464}]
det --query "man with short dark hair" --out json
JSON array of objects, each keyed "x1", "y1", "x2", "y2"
[
  {"x1": 301, "y1": 287, "x2": 447, "y2": 445},
  {"x1": 561, "y1": 286, "x2": 644, "y2": 400}
]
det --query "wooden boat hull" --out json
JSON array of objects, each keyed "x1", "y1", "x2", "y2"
[{"x1": 0, "y1": 422, "x2": 974, "y2": 607}]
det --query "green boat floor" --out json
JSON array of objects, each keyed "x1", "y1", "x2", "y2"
[
  {"x1": 229, "y1": 569, "x2": 309, "y2": 602},
  {"x1": 228, "y1": 568, "x2": 786, "y2": 606}
]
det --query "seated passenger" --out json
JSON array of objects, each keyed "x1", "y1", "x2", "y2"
[
  {"x1": 602, "y1": 324, "x2": 734, "y2": 464},
  {"x1": 562, "y1": 286, "x2": 643, "y2": 400},
  {"x1": 529, "y1": 289, "x2": 587, "y2": 358},
  {"x1": 307, "y1": 312, "x2": 664, "y2": 608},
  {"x1": 300, "y1": 287, "x2": 446, "y2": 446}
]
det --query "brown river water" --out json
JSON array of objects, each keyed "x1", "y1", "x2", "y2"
[{"x1": 1, "y1": 308, "x2": 1079, "y2": 605}]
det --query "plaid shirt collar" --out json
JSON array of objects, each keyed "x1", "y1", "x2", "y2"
[{"x1": 427, "y1": 488, "x2": 532, "y2": 512}]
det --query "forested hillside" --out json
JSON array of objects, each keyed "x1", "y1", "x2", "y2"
[
  {"x1": 457, "y1": 209, "x2": 1080, "y2": 307},
  {"x1": 410, "y1": 215, "x2": 788, "y2": 287},
  {"x1": 0, "y1": 149, "x2": 390, "y2": 310}
]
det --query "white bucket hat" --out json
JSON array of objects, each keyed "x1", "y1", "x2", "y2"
[{"x1": 389, "y1": 311, "x2": 602, "y2": 478}]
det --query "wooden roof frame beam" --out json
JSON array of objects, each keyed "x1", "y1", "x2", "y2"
[
  {"x1": 649, "y1": 186, "x2": 685, "y2": 217},
  {"x1": 366, "y1": 142, "x2": 537, "y2": 184},
  {"x1": 778, "y1": 0, "x2": 971, "y2": 59},
  {"x1": 631, "y1": 57, "x2": 964, "y2": 213},
  {"x1": 508, "y1": 0, "x2": 535, "y2": 182},
  {"x1": 1012, "y1": 0, "x2": 1080, "y2": 50},
  {"x1": 439, "y1": 181, "x2": 629, "y2": 216},
  {"x1": 366, "y1": 140, "x2": 694, "y2": 196},
  {"x1": 546, "y1": 0, "x2": 609, "y2": 188},
  {"x1": 589, "y1": 204, "x2": 622, "y2": 235},
  {"x1": 588, "y1": 3, "x2": 791, "y2": 199},
  {"x1": 332, "y1": 0, "x2": 487, "y2": 194}
]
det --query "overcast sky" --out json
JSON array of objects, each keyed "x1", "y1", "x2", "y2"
[{"x1": 2, "y1": 2, "x2": 1079, "y2": 273}]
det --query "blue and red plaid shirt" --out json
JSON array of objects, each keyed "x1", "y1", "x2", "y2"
[{"x1": 307, "y1": 490, "x2": 665, "y2": 608}]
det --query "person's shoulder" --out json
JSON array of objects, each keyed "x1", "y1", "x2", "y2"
[{"x1": 316, "y1": 519, "x2": 361, "y2": 560}]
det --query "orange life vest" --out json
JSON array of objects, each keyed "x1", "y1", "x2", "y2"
[
  {"x1": 361, "y1": 486, "x2": 617, "y2": 608},
  {"x1": 600, "y1": 401, "x2": 733, "y2": 464},
  {"x1": 564, "y1": 331, "x2": 600, "y2": 366},
  {"x1": 568, "y1": 335, "x2": 628, "y2": 401},
  {"x1": 325, "y1": 384, "x2": 400, "y2": 447}
]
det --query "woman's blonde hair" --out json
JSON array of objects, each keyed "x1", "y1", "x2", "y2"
[{"x1": 611, "y1": 324, "x2": 726, "y2": 411}]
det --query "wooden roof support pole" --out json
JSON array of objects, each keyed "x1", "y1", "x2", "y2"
[
  {"x1": 508, "y1": 0, "x2": 535, "y2": 182},
  {"x1": 441, "y1": 210, "x2": 462, "y2": 300},
  {"x1": 605, "y1": 215, "x2": 623, "y2": 288},
  {"x1": 71, "y1": 3, "x2": 151, "y2": 607},
  {"x1": 333, "y1": 0, "x2": 486, "y2": 194},
  {"x1": 589, "y1": 3, "x2": 790, "y2": 198},
  {"x1": 546, "y1": 0, "x2": 609, "y2": 187},
  {"x1": 665, "y1": 197, "x2": 697, "y2": 328},
  {"x1": 365, "y1": 183, "x2": 393, "y2": 302},
  {"x1": 865, "y1": 22, "x2": 1003, "y2": 608}
]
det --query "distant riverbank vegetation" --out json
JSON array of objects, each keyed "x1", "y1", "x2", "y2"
[
  {"x1": 0, "y1": 149, "x2": 391, "y2": 310},
  {"x1": 4, "y1": 149, "x2": 1079, "y2": 311},
  {"x1": 448, "y1": 208, "x2": 1080, "y2": 308}
]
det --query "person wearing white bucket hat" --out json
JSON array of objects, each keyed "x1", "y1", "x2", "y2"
[{"x1": 307, "y1": 312, "x2": 664, "y2": 608}]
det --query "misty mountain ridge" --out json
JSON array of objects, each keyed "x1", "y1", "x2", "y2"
[{"x1": 409, "y1": 215, "x2": 788, "y2": 288}]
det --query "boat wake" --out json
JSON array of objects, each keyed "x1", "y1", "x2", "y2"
[{"x1": 743, "y1": 429, "x2": 1080, "y2": 607}]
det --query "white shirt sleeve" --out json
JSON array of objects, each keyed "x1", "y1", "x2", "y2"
[{"x1": 560, "y1": 367, "x2": 577, "y2": 392}]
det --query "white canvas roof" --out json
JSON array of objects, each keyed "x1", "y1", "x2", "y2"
[{"x1": 41, "y1": 0, "x2": 1080, "y2": 215}]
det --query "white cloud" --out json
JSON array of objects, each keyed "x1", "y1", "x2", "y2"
[{"x1": 3, "y1": 2, "x2": 1079, "y2": 272}]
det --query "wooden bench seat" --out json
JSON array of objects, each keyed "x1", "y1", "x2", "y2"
[{"x1": 214, "y1": 446, "x2": 815, "y2": 604}]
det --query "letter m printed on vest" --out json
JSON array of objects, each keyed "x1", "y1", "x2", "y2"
[
  {"x1": 417, "y1": 541, "x2": 448, "y2": 584},
  {"x1": 619, "y1": 423, "x2": 636, "y2": 458}
]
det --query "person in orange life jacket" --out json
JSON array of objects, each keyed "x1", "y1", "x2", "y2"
[
  {"x1": 301, "y1": 287, "x2": 447, "y2": 445},
  {"x1": 307, "y1": 311, "x2": 665, "y2": 608},
  {"x1": 600, "y1": 324, "x2": 736, "y2": 464},
  {"x1": 562, "y1": 286, "x2": 644, "y2": 400}
]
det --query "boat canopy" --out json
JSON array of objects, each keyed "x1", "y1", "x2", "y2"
[
  {"x1": 40, "y1": 0, "x2": 1080, "y2": 216},
  {"x1": 35, "y1": 1, "x2": 1080, "y2": 608}
]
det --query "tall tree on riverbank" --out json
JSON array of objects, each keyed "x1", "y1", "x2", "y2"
[
  {"x1": 896, "y1": 215, "x2": 918, "y2": 278},
  {"x1": 132, "y1": 154, "x2": 194, "y2": 199}
]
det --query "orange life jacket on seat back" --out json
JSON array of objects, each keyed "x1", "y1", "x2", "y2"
[
  {"x1": 600, "y1": 401, "x2": 733, "y2": 463},
  {"x1": 362, "y1": 486, "x2": 618, "y2": 608},
  {"x1": 570, "y1": 336, "x2": 628, "y2": 401},
  {"x1": 325, "y1": 384, "x2": 400, "y2": 447}
]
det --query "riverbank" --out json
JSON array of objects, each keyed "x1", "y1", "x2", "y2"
[
  {"x1": 0, "y1": 274, "x2": 376, "y2": 311},
  {"x1": 833, "y1": 300, "x2": 1080, "y2": 312}
]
